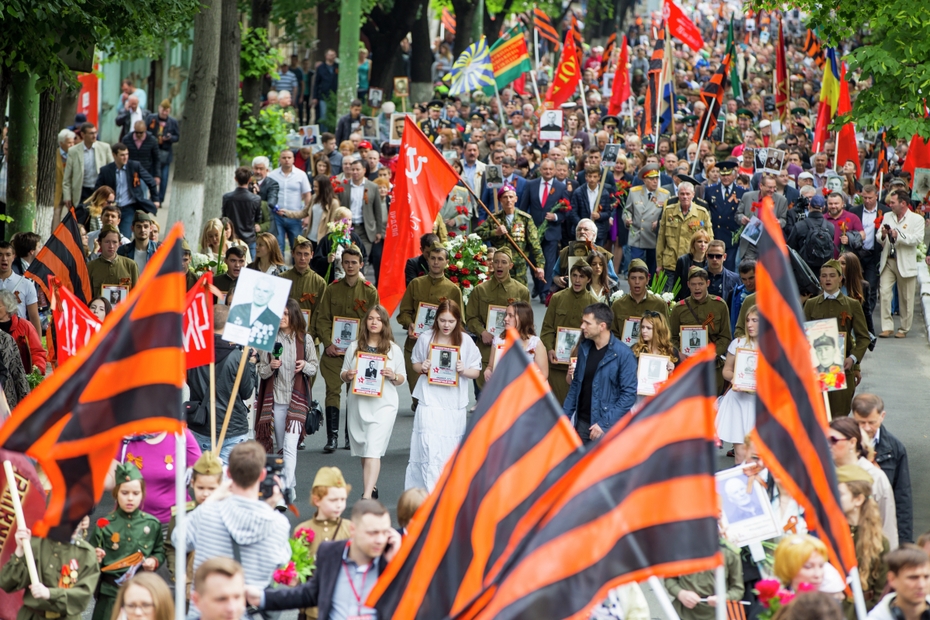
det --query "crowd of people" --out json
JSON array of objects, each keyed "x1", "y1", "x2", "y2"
[{"x1": 1, "y1": 4, "x2": 930, "y2": 620}]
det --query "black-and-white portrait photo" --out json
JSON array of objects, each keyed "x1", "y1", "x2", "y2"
[
  {"x1": 538, "y1": 110, "x2": 564, "y2": 142},
  {"x1": 222, "y1": 268, "x2": 292, "y2": 352},
  {"x1": 485, "y1": 164, "x2": 504, "y2": 188}
]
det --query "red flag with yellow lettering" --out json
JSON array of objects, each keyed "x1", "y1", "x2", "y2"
[{"x1": 544, "y1": 32, "x2": 581, "y2": 109}]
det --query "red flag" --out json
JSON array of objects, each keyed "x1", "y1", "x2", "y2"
[
  {"x1": 379, "y1": 118, "x2": 459, "y2": 314},
  {"x1": 51, "y1": 277, "x2": 101, "y2": 366},
  {"x1": 835, "y1": 66, "x2": 860, "y2": 178},
  {"x1": 607, "y1": 35, "x2": 630, "y2": 116},
  {"x1": 663, "y1": 0, "x2": 704, "y2": 52},
  {"x1": 902, "y1": 135, "x2": 930, "y2": 183},
  {"x1": 775, "y1": 21, "x2": 789, "y2": 122},
  {"x1": 545, "y1": 32, "x2": 582, "y2": 108},
  {"x1": 183, "y1": 272, "x2": 215, "y2": 369}
]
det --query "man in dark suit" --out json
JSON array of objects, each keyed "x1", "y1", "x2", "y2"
[
  {"x1": 123, "y1": 120, "x2": 160, "y2": 193},
  {"x1": 228, "y1": 277, "x2": 281, "y2": 350},
  {"x1": 245, "y1": 500, "x2": 401, "y2": 618},
  {"x1": 705, "y1": 161, "x2": 746, "y2": 270},
  {"x1": 518, "y1": 159, "x2": 569, "y2": 300},
  {"x1": 848, "y1": 184, "x2": 888, "y2": 317},
  {"x1": 735, "y1": 175, "x2": 788, "y2": 262},
  {"x1": 570, "y1": 165, "x2": 613, "y2": 247},
  {"x1": 94, "y1": 142, "x2": 157, "y2": 238}
]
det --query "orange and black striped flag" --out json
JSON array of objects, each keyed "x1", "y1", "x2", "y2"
[
  {"x1": 751, "y1": 200, "x2": 858, "y2": 578},
  {"x1": 366, "y1": 330, "x2": 582, "y2": 619},
  {"x1": 598, "y1": 32, "x2": 617, "y2": 80},
  {"x1": 874, "y1": 130, "x2": 889, "y2": 176},
  {"x1": 804, "y1": 29, "x2": 825, "y2": 68},
  {"x1": 640, "y1": 24, "x2": 666, "y2": 137},
  {"x1": 455, "y1": 347, "x2": 722, "y2": 620},
  {"x1": 441, "y1": 8, "x2": 456, "y2": 36},
  {"x1": 569, "y1": 14, "x2": 583, "y2": 64},
  {"x1": 26, "y1": 208, "x2": 91, "y2": 303},
  {"x1": 0, "y1": 224, "x2": 187, "y2": 541},
  {"x1": 693, "y1": 53, "x2": 732, "y2": 143},
  {"x1": 533, "y1": 8, "x2": 560, "y2": 49}
]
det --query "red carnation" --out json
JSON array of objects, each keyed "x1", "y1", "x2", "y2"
[
  {"x1": 97, "y1": 518, "x2": 109, "y2": 529},
  {"x1": 459, "y1": 225, "x2": 468, "y2": 231},
  {"x1": 449, "y1": 264, "x2": 458, "y2": 271},
  {"x1": 448, "y1": 231, "x2": 457, "y2": 237},
  {"x1": 450, "y1": 276, "x2": 459, "y2": 284},
  {"x1": 461, "y1": 268, "x2": 470, "y2": 275},
  {"x1": 751, "y1": 201, "x2": 761, "y2": 213},
  {"x1": 463, "y1": 279, "x2": 472, "y2": 288}
]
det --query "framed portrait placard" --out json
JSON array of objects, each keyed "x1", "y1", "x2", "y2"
[
  {"x1": 621, "y1": 317, "x2": 642, "y2": 347},
  {"x1": 680, "y1": 326, "x2": 708, "y2": 358},
  {"x1": 637, "y1": 354, "x2": 669, "y2": 396},
  {"x1": 414, "y1": 302, "x2": 439, "y2": 336},
  {"x1": 222, "y1": 268, "x2": 292, "y2": 351},
  {"x1": 484, "y1": 164, "x2": 504, "y2": 189},
  {"x1": 538, "y1": 109, "x2": 563, "y2": 142},
  {"x1": 332, "y1": 317, "x2": 360, "y2": 353},
  {"x1": 368, "y1": 87, "x2": 384, "y2": 108},
  {"x1": 428, "y1": 344, "x2": 459, "y2": 387},
  {"x1": 301, "y1": 309, "x2": 311, "y2": 332},
  {"x1": 804, "y1": 318, "x2": 845, "y2": 392},
  {"x1": 716, "y1": 465, "x2": 781, "y2": 547},
  {"x1": 486, "y1": 305, "x2": 508, "y2": 337},
  {"x1": 732, "y1": 348, "x2": 759, "y2": 392},
  {"x1": 554, "y1": 327, "x2": 581, "y2": 365},
  {"x1": 102, "y1": 284, "x2": 129, "y2": 307},
  {"x1": 566, "y1": 256, "x2": 583, "y2": 276},
  {"x1": 353, "y1": 352, "x2": 386, "y2": 397}
]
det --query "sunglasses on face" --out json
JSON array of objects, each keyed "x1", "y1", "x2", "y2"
[
  {"x1": 827, "y1": 436, "x2": 849, "y2": 445},
  {"x1": 707, "y1": 253, "x2": 724, "y2": 259}
]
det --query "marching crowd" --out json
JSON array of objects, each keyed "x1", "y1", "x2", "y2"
[{"x1": 1, "y1": 5, "x2": 930, "y2": 620}]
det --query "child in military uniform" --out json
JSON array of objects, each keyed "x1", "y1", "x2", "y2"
[
  {"x1": 165, "y1": 451, "x2": 223, "y2": 602},
  {"x1": 294, "y1": 467, "x2": 352, "y2": 620},
  {"x1": 92, "y1": 463, "x2": 165, "y2": 620},
  {"x1": 0, "y1": 517, "x2": 99, "y2": 620}
]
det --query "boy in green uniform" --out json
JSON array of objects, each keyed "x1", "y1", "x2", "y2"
[
  {"x1": 315, "y1": 246, "x2": 379, "y2": 452},
  {"x1": 0, "y1": 517, "x2": 99, "y2": 620},
  {"x1": 664, "y1": 538, "x2": 744, "y2": 620},
  {"x1": 610, "y1": 259, "x2": 669, "y2": 340},
  {"x1": 669, "y1": 267, "x2": 731, "y2": 393},
  {"x1": 87, "y1": 226, "x2": 139, "y2": 297},
  {"x1": 280, "y1": 238, "x2": 327, "y2": 340}
]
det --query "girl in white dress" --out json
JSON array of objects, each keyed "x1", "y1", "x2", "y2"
[
  {"x1": 341, "y1": 304, "x2": 406, "y2": 499},
  {"x1": 406, "y1": 299, "x2": 482, "y2": 491},
  {"x1": 716, "y1": 305, "x2": 760, "y2": 463},
  {"x1": 484, "y1": 301, "x2": 548, "y2": 382}
]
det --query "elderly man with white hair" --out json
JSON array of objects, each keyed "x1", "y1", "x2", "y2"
[
  {"x1": 656, "y1": 180, "x2": 714, "y2": 272},
  {"x1": 115, "y1": 94, "x2": 150, "y2": 141},
  {"x1": 551, "y1": 218, "x2": 620, "y2": 291},
  {"x1": 55, "y1": 129, "x2": 76, "y2": 223}
]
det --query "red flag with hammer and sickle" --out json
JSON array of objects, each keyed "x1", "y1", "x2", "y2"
[{"x1": 545, "y1": 31, "x2": 582, "y2": 108}]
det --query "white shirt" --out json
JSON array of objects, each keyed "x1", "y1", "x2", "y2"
[
  {"x1": 0, "y1": 273, "x2": 37, "y2": 319},
  {"x1": 586, "y1": 185, "x2": 599, "y2": 212},
  {"x1": 349, "y1": 181, "x2": 366, "y2": 223},
  {"x1": 82, "y1": 144, "x2": 97, "y2": 188},
  {"x1": 133, "y1": 246, "x2": 148, "y2": 274},
  {"x1": 861, "y1": 206, "x2": 879, "y2": 250},
  {"x1": 268, "y1": 167, "x2": 311, "y2": 212}
]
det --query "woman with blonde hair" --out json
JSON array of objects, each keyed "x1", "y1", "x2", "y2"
[
  {"x1": 109, "y1": 573, "x2": 174, "y2": 620},
  {"x1": 631, "y1": 310, "x2": 678, "y2": 402},
  {"x1": 717, "y1": 305, "x2": 760, "y2": 464},
  {"x1": 311, "y1": 206, "x2": 367, "y2": 282},
  {"x1": 249, "y1": 232, "x2": 287, "y2": 275},
  {"x1": 773, "y1": 535, "x2": 829, "y2": 592},
  {"x1": 673, "y1": 229, "x2": 710, "y2": 301},
  {"x1": 82, "y1": 186, "x2": 115, "y2": 232},
  {"x1": 199, "y1": 218, "x2": 224, "y2": 259}
]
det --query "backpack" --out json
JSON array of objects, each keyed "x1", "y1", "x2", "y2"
[{"x1": 799, "y1": 217, "x2": 834, "y2": 268}]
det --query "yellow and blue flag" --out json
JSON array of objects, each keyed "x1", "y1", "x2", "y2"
[{"x1": 449, "y1": 37, "x2": 496, "y2": 96}]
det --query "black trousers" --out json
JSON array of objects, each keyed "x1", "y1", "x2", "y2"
[{"x1": 860, "y1": 247, "x2": 881, "y2": 317}]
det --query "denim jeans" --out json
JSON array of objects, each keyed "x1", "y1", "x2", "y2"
[
  {"x1": 274, "y1": 213, "x2": 303, "y2": 255},
  {"x1": 190, "y1": 430, "x2": 249, "y2": 465},
  {"x1": 158, "y1": 162, "x2": 171, "y2": 202}
]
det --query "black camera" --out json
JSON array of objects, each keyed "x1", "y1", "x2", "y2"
[{"x1": 260, "y1": 455, "x2": 283, "y2": 500}]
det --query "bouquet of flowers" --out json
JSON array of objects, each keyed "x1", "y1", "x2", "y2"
[
  {"x1": 610, "y1": 179, "x2": 632, "y2": 209},
  {"x1": 331, "y1": 175, "x2": 346, "y2": 195},
  {"x1": 648, "y1": 271, "x2": 680, "y2": 306},
  {"x1": 272, "y1": 528, "x2": 316, "y2": 586},
  {"x1": 444, "y1": 233, "x2": 490, "y2": 305},
  {"x1": 537, "y1": 199, "x2": 572, "y2": 237},
  {"x1": 818, "y1": 365, "x2": 847, "y2": 391},
  {"x1": 192, "y1": 231, "x2": 228, "y2": 275},
  {"x1": 754, "y1": 580, "x2": 817, "y2": 620},
  {"x1": 325, "y1": 218, "x2": 354, "y2": 281}
]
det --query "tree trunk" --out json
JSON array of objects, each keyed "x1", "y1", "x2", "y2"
[
  {"x1": 450, "y1": 0, "x2": 477, "y2": 58},
  {"x1": 364, "y1": 0, "x2": 430, "y2": 93},
  {"x1": 6, "y1": 71, "x2": 39, "y2": 238},
  {"x1": 409, "y1": 5, "x2": 432, "y2": 85},
  {"x1": 337, "y1": 0, "x2": 361, "y2": 119},
  {"x1": 241, "y1": 0, "x2": 272, "y2": 121},
  {"x1": 0, "y1": 67, "x2": 9, "y2": 137},
  {"x1": 36, "y1": 80, "x2": 64, "y2": 237},
  {"x1": 204, "y1": 0, "x2": 241, "y2": 224},
  {"x1": 167, "y1": 0, "x2": 221, "y2": 240},
  {"x1": 57, "y1": 84, "x2": 80, "y2": 131}
]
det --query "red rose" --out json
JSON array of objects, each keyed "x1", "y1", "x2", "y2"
[
  {"x1": 450, "y1": 276, "x2": 459, "y2": 284},
  {"x1": 459, "y1": 225, "x2": 468, "y2": 231},
  {"x1": 461, "y1": 268, "x2": 470, "y2": 275},
  {"x1": 455, "y1": 253, "x2": 462, "y2": 259},
  {"x1": 449, "y1": 231, "x2": 457, "y2": 237},
  {"x1": 463, "y1": 279, "x2": 471, "y2": 288},
  {"x1": 754, "y1": 580, "x2": 781, "y2": 605},
  {"x1": 449, "y1": 264, "x2": 458, "y2": 271},
  {"x1": 97, "y1": 518, "x2": 110, "y2": 529}
]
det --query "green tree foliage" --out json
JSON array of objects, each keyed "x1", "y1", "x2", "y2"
[
  {"x1": 241, "y1": 27, "x2": 282, "y2": 80},
  {"x1": 237, "y1": 95, "x2": 290, "y2": 163}
]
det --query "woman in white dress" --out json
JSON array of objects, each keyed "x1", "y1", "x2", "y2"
[
  {"x1": 341, "y1": 304, "x2": 406, "y2": 499},
  {"x1": 716, "y1": 305, "x2": 759, "y2": 464},
  {"x1": 484, "y1": 301, "x2": 548, "y2": 382},
  {"x1": 406, "y1": 299, "x2": 481, "y2": 491}
]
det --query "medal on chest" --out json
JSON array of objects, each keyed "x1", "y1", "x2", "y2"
[{"x1": 58, "y1": 559, "x2": 79, "y2": 589}]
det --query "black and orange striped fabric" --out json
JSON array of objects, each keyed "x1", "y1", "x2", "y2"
[
  {"x1": 367, "y1": 329, "x2": 582, "y2": 619},
  {"x1": 804, "y1": 29, "x2": 826, "y2": 68},
  {"x1": 640, "y1": 25, "x2": 666, "y2": 138},
  {"x1": 533, "y1": 9, "x2": 560, "y2": 48},
  {"x1": 0, "y1": 224, "x2": 187, "y2": 541},
  {"x1": 455, "y1": 347, "x2": 721, "y2": 620},
  {"x1": 441, "y1": 8, "x2": 456, "y2": 36},
  {"x1": 694, "y1": 53, "x2": 732, "y2": 143},
  {"x1": 26, "y1": 208, "x2": 91, "y2": 303},
  {"x1": 751, "y1": 201, "x2": 858, "y2": 577},
  {"x1": 598, "y1": 33, "x2": 617, "y2": 80},
  {"x1": 874, "y1": 131, "x2": 889, "y2": 176}
]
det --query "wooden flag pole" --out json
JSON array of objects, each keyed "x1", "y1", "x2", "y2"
[
  {"x1": 3, "y1": 461, "x2": 39, "y2": 586},
  {"x1": 461, "y1": 180, "x2": 541, "y2": 273},
  {"x1": 209, "y1": 362, "x2": 217, "y2": 451},
  {"x1": 666, "y1": 25, "x2": 676, "y2": 137},
  {"x1": 849, "y1": 567, "x2": 870, "y2": 620},
  {"x1": 217, "y1": 346, "x2": 250, "y2": 448}
]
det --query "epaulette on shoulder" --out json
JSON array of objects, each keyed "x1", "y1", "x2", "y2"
[
  {"x1": 712, "y1": 295, "x2": 723, "y2": 301},
  {"x1": 677, "y1": 299, "x2": 686, "y2": 305},
  {"x1": 657, "y1": 187, "x2": 670, "y2": 194},
  {"x1": 630, "y1": 186, "x2": 643, "y2": 192}
]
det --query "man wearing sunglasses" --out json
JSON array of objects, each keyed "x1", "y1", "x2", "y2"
[{"x1": 705, "y1": 240, "x2": 740, "y2": 308}]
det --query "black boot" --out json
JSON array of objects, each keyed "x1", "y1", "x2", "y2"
[
  {"x1": 324, "y1": 407, "x2": 339, "y2": 453},
  {"x1": 343, "y1": 418, "x2": 350, "y2": 450}
]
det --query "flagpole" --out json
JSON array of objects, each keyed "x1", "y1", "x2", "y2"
[
  {"x1": 628, "y1": 96, "x2": 635, "y2": 132},
  {"x1": 3, "y1": 461, "x2": 39, "y2": 586},
  {"x1": 666, "y1": 24, "x2": 676, "y2": 137},
  {"x1": 529, "y1": 70, "x2": 543, "y2": 108},
  {"x1": 879, "y1": 170, "x2": 884, "y2": 197},
  {"x1": 209, "y1": 362, "x2": 216, "y2": 450},
  {"x1": 460, "y1": 179, "x2": 542, "y2": 272},
  {"x1": 849, "y1": 568, "x2": 869, "y2": 620},
  {"x1": 493, "y1": 80, "x2": 506, "y2": 130},
  {"x1": 593, "y1": 168, "x2": 609, "y2": 221},
  {"x1": 533, "y1": 13, "x2": 541, "y2": 76},
  {"x1": 691, "y1": 109, "x2": 714, "y2": 176},
  {"x1": 714, "y1": 564, "x2": 726, "y2": 620},
  {"x1": 217, "y1": 347, "x2": 250, "y2": 448},
  {"x1": 647, "y1": 576, "x2": 682, "y2": 620},
  {"x1": 174, "y1": 432, "x2": 187, "y2": 620}
]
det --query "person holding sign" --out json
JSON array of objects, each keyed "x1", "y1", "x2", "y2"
[
  {"x1": 256, "y1": 299, "x2": 318, "y2": 497},
  {"x1": 803, "y1": 259, "x2": 869, "y2": 418},
  {"x1": 541, "y1": 260, "x2": 597, "y2": 405},
  {"x1": 717, "y1": 306, "x2": 761, "y2": 464},
  {"x1": 340, "y1": 305, "x2": 405, "y2": 500},
  {"x1": 631, "y1": 311, "x2": 679, "y2": 375},
  {"x1": 396, "y1": 244, "x2": 462, "y2": 408},
  {"x1": 669, "y1": 267, "x2": 732, "y2": 394},
  {"x1": 484, "y1": 301, "x2": 548, "y2": 383},
  {"x1": 610, "y1": 258, "x2": 669, "y2": 340},
  {"x1": 0, "y1": 517, "x2": 99, "y2": 620},
  {"x1": 406, "y1": 299, "x2": 481, "y2": 491},
  {"x1": 315, "y1": 246, "x2": 379, "y2": 453}
]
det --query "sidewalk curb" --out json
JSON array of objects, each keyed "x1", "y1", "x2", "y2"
[{"x1": 919, "y1": 265, "x2": 930, "y2": 346}]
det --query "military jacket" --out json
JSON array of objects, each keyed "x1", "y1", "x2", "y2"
[
  {"x1": 475, "y1": 209, "x2": 544, "y2": 280},
  {"x1": 610, "y1": 292, "x2": 670, "y2": 339},
  {"x1": 465, "y1": 275, "x2": 530, "y2": 362},
  {"x1": 541, "y1": 288, "x2": 598, "y2": 361},
  {"x1": 92, "y1": 508, "x2": 165, "y2": 598},
  {"x1": 669, "y1": 294, "x2": 732, "y2": 360},
  {"x1": 315, "y1": 277, "x2": 380, "y2": 350},
  {"x1": 87, "y1": 256, "x2": 139, "y2": 298},
  {"x1": 280, "y1": 267, "x2": 328, "y2": 338},
  {"x1": 656, "y1": 202, "x2": 714, "y2": 270},
  {"x1": 623, "y1": 185, "x2": 670, "y2": 248}
]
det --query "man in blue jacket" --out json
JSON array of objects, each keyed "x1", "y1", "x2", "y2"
[{"x1": 563, "y1": 303, "x2": 637, "y2": 443}]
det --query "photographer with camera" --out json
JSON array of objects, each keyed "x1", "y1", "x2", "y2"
[{"x1": 178, "y1": 441, "x2": 290, "y2": 616}]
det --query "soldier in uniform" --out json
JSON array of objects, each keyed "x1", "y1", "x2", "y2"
[
  {"x1": 0, "y1": 516, "x2": 99, "y2": 620},
  {"x1": 601, "y1": 115, "x2": 622, "y2": 144},
  {"x1": 418, "y1": 100, "x2": 452, "y2": 145},
  {"x1": 281, "y1": 237, "x2": 328, "y2": 340},
  {"x1": 704, "y1": 161, "x2": 745, "y2": 271},
  {"x1": 656, "y1": 181, "x2": 714, "y2": 273},
  {"x1": 552, "y1": 219, "x2": 616, "y2": 292},
  {"x1": 396, "y1": 244, "x2": 462, "y2": 407},
  {"x1": 474, "y1": 185, "x2": 545, "y2": 285},
  {"x1": 669, "y1": 267, "x2": 732, "y2": 393},
  {"x1": 622, "y1": 163, "x2": 670, "y2": 274},
  {"x1": 610, "y1": 259, "x2": 669, "y2": 338},
  {"x1": 675, "y1": 115, "x2": 695, "y2": 153},
  {"x1": 87, "y1": 225, "x2": 139, "y2": 297},
  {"x1": 541, "y1": 260, "x2": 598, "y2": 405},
  {"x1": 465, "y1": 247, "x2": 530, "y2": 389},
  {"x1": 803, "y1": 260, "x2": 869, "y2": 418},
  {"x1": 315, "y1": 246, "x2": 379, "y2": 453}
]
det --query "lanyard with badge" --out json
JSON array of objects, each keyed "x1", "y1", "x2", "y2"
[{"x1": 343, "y1": 556, "x2": 374, "y2": 620}]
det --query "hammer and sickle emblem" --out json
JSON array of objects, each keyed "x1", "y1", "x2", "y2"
[{"x1": 405, "y1": 148, "x2": 428, "y2": 185}]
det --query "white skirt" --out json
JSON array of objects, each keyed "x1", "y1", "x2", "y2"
[
  {"x1": 715, "y1": 389, "x2": 756, "y2": 444},
  {"x1": 405, "y1": 403, "x2": 467, "y2": 491}
]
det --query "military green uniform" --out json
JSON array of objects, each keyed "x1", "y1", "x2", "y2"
[
  {"x1": 610, "y1": 291, "x2": 670, "y2": 339},
  {"x1": 0, "y1": 535, "x2": 99, "y2": 620},
  {"x1": 622, "y1": 186, "x2": 670, "y2": 250},
  {"x1": 165, "y1": 500, "x2": 196, "y2": 599},
  {"x1": 803, "y1": 293, "x2": 869, "y2": 418},
  {"x1": 734, "y1": 292, "x2": 757, "y2": 339},
  {"x1": 556, "y1": 242, "x2": 613, "y2": 280},
  {"x1": 185, "y1": 270, "x2": 198, "y2": 291},
  {"x1": 91, "y1": 508, "x2": 165, "y2": 620},
  {"x1": 656, "y1": 201, "x2": 714, "y2": 271},
  {"x1": 213, "y1": 273, "x2": 237, "y2": 294},
  {"x1": 281, "y1": 267, "x2": 328, "y2": 339},
  {"x1": 396, "y1": 274, "x2": 462, "y2": 396},
  {"x1": 315, "y1": 277, "x2": 380, "y2": 409},
  {"x1": 465, "y1": 274, "x2": 530, "y2": 388},
  {"x1": 669, "y1": 294, "x2": 731, "y2": 393},
  {"x1": 87, "y1": 256, "x2": 139, "y2": 298},
  {"x1": 674, "y1": 128, "x2": 691, "y2": 154},
  {"x1": 541, "y1": 287, "x2": 598, "y2": 405},
  {"x1": 474, "y1": 210, "x2": 544, "y2": 284},
  {"x1": 665, "y1": 540, "x2": 744, "y2": 620}
]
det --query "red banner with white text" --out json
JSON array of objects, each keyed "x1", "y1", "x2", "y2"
[
  {"x1": 52, "y1": 279, "x2": 101, "y2": 365},
  {"x1": 183, "y1": 272, "x2": 215, "y2": 369}
]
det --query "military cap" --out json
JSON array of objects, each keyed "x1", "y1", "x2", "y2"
[
  {"x1": 813, "y1": 334, "x2": 836, "y2": 349},
  {"x1": 628, "y1": 258, "x2": 650, "y2": 276},
  {"x1": 736, "y1": 108, "x2": 754, "y2": 119},
  {"x1": 688, "y1": 266, "x2": 710, "y2": 280},
  {"x1": 495, "y1": 246, "x2": 514, "y2": 260},
  {"x1": 115, "y1": 462, "x2": 144, "y2": 484},
  {"x1": 427, "y1": 99, "x2": 444, "y2": 110},
  {"x1": 181, "y1": 238, "x2": 192, "y2": 253},
  {"x1": 601, "y1": 115, "x2": 620, "y2": 128},
  {"x1": 312, "y1": 466, "x2": 348, "y2": 489},
  {"x1": 193, "y1": 451, "x2": 223, "y2": 477},
  {"x1": 677, "y1": 173, "x2": 701, "y2": 187},
  {"x1": 821, "y1": 259, "x2": 844, "y2": 274},
  {"x1": 836, "y1": 464, "x2": 873, "y2": 484},
  {"x1": 716, "y1": 160, "x2": 738, "y2": 174},
  {"x1": 791, "y1": 107, "x2": 807, "y2": 116},
  {"x1": 638, "y1": 163, "x2": 661, "y2": 180},
  {"x1": 133, "y1": 210, "x2": 155, "y2": 224}
]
